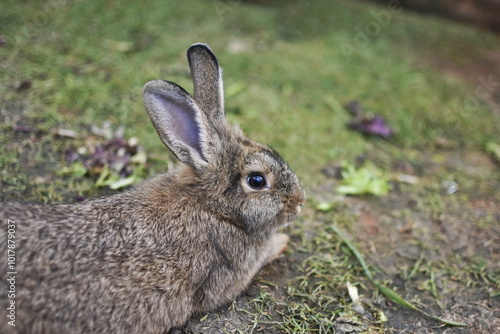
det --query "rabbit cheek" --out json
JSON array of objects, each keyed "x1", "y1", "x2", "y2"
[{"x1": 239, "y1": 195, "x2": 282, "y2": 234}]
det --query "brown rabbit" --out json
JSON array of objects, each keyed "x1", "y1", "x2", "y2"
[{"x1": 0, "y1": 43, "x2": 305, "y2": 334}]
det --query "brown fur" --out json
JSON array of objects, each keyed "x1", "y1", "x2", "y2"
[{"x1": 0, "y1": 43, "x2": 305, "y2": 334}]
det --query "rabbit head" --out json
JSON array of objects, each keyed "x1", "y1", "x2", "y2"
[{"x1": 143, "y1": 43, "x2": 305, "y2": 236}]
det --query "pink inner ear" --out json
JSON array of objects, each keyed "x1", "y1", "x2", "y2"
[{"x1": 152, "y1": 93, "x2": 206, "y2": 161}]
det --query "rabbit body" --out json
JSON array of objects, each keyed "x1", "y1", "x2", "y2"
[
  {"x1": 0, "y1": 44, "x2": 305, "y2": 334},
  {"x1": 1, "y1": 174, "x2": 289, "y2": 333}
]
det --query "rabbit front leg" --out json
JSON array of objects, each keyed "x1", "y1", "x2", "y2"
[{"x1": 264, "y1": 233, "x2": 290, "y2": 264}]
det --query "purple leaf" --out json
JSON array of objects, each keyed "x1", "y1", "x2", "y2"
[
  {"x1": 109, "y1": 155, "x2": 131, "y2": 173},
  {"x1": 65, "y1": 148, "x2": 80, "y2": 164},
  {"x1": 13, "y1": 125, "x2": 32, "y2": 132},
  {"x1": 74, "y1": 195, "x2": 86, "y2": 202},
  {"x1": 104, "y1": 137, "x2": 127, "y2": 149},
  {"x1": 64, "y1": 126, "x2": 147, "y2": 186},
  {"x1": 349, "y1": 115, "x2": 393, "y2": 138},
  {"x1": 345, "y1": 101, "x2": 393, "y2": 138}
]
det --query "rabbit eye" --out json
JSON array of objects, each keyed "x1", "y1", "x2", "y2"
[{"x1": 246, "y1": 172, "x2": 267, "y2": 190}]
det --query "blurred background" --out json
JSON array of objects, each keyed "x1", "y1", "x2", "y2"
[{"x1": 1, "y1": 0, "x2": 498, "y2": 186}]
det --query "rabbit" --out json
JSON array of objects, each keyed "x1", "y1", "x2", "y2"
[{"x1": 0, "y1": 43, "x2": 305, "y2": 334}]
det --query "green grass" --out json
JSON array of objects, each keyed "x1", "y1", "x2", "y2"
[{"x1": 2, "y1": 0, "x2": 499, "y2": 186}]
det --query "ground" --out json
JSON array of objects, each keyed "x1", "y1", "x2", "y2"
[{"x1": 1, "y1": 0, "x2": 499, "y2": 333}]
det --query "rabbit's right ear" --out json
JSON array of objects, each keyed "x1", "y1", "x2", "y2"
[
  {"x1": 143, "y1": 80, "x2": 209, "y2": 169},
  {"x1": 187, "y1": 43, "x2": 225, "y2": 121}
]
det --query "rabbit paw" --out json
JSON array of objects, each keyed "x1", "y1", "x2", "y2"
[{"x1": 265, "y1": 233, "x2": 290, "y2": 264}]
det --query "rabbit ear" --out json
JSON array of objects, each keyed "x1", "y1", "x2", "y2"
[
  {"x1": 143, "y1": 80, "x2": 209, "y2": 169},
  {"x1": 187, "y1": 43, "x2": 225, "y2": 121}
]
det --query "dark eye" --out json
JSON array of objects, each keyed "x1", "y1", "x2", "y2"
[{"x1": 246, "y1": 172, "x2": 267, "y2": 190}]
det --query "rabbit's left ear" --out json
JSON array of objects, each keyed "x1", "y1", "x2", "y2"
[
  {"x1": 187, "y1": 43, "x2": 225, "y2": 121},
  {"x1": 143, "y1": 80, "x2": 210, "y2": 169}
]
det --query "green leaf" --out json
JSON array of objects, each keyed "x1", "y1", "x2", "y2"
[
  {"x1": 108, "y1": 174, "x2": 137, "y2": 190},
  {"x1": 95, "y1": 165, "x2": 113, "y2": 187},
  {"x1": 315, "y1": 201, "x2": 336, "y2": 212},
  {"x1": 486, "y1": 141, "x2": 500, "y2": 163},
  {"x1": 336, "y1": 161, "x2": 390, "y2": 196},
  {"x1": 58, "y1": 162, "x2": 87, "y2": 178}
]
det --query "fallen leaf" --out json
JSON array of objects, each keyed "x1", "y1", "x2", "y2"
[
  {"x1": 63, "y1": 125, "x2": 150, "y2": 189},
  {"x1": 334, "y1": 316, "x2": 368, "y2": 333},
  {"x1": 442, "y1": 181, "x2": 458, "y2": 195},
  {"x1": 17, "y1": 80, "x2": 32, "y2": 91},
  {"x1": 396, "y1": 174, "x2": 419, "y2": 184},
  {"x1": 53, "y1": 128, "x2": 79, "y2": 138},
  {"x1": 315, "y1": 201, "x2": 336, "y2": 212},
  {"x1": 74, "y1": 195, "x2": 86, "y2": 202},
  {"x1": 486, "y1": 141, "x2": 500, "y2": 163},
  {"x1": 346, "y1": 282, "x2": 359, "y2": 303},
  {"x1": 102, "y1": 39, "x2": 134, "y2": 52},
  {"x1": 348, "y1": 115, "x2": 393, "y2": 138},
  {"x1": 345, "y1": 100, "x2": 394, "y2": 138},
  {"x1": 12, "y1": 125, "x2": 32, "y2": 132},
  {"x1": 336, "y1": 161, "x2": 390, "y2": 196}
]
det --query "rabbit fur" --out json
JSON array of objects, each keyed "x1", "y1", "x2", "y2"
[{"x1": 0, "y1": 43, "x2": 305, "y2": 334}]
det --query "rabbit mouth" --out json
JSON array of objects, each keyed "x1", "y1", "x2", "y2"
[
  {"x1": 280, "y1": 203, "x2": 304, "y2": 228},
  {"x1": 279, "y1": 190, "x2": 306, "y2": 228},
  {"x1": 279, "y1": 216, "x2": 297, "y2": 229},
  {"x1": 280, "y1": 222, "x2": 291, "y2": 229},
  {"x1": 286, "y1": 189, "x2": 306, "y2": 215}
]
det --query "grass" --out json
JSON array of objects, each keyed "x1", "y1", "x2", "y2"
[
  {"x1": 2, "y1": 0, "x2": 499, "y2": 186},
  {"x1": 1, "y1": 0, "x2": 499, "y2": 332}
]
